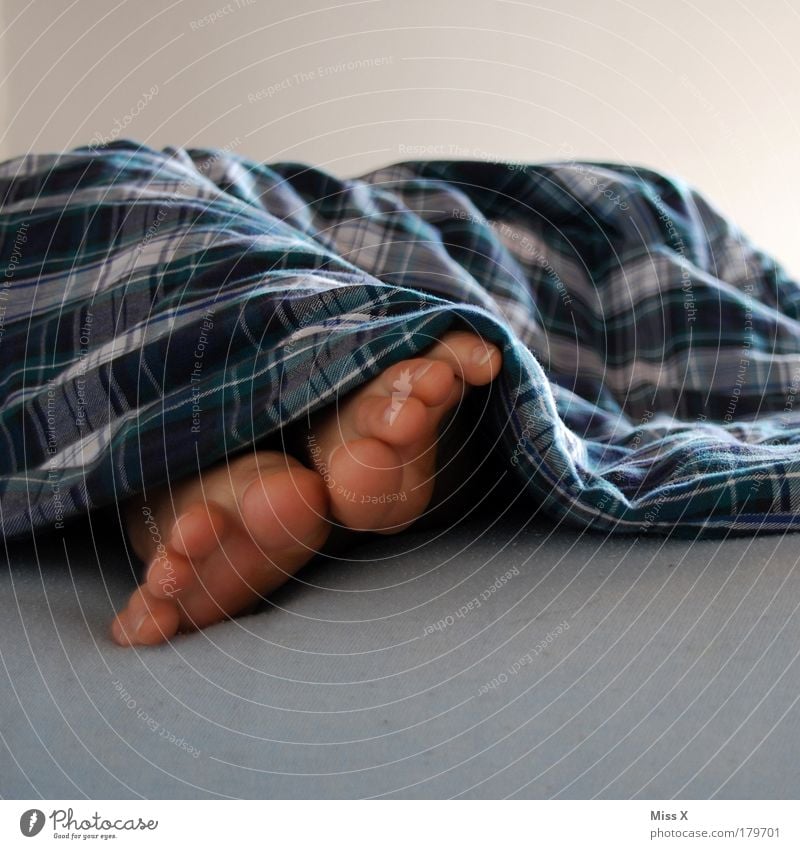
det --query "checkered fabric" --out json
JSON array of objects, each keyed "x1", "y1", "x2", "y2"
[{"x1": 2, "y1": 140, "x2": 800, "y2": 538}]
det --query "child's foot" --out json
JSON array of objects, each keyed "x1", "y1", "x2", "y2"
[
  {"x1": 112, "y1": 452, "x2": 330, "y2": 646},
  {"x1": 305, "y1": 331, "x2": 502, "y2": 533},
  {"x1": 112, "y1": 330, "x2": 501, "y2": 646}
]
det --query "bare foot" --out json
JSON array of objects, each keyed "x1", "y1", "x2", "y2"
[
  {"x1": 111, "y1": 330, "x2": 502, "y2": 646},
  {"x1": 305, "y1": 331, "x2": 502, "y2": 533},
  {"x1": 112, "y1": 452, "x2": 330, "y2": 646}
]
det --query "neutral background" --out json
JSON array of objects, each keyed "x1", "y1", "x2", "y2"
[{"x1": 2, "y1": 0, "x2": 800, "y2": 273}]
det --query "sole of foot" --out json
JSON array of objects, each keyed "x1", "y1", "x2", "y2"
[
  {"x1": 306, "y1": 330, "x2": 502, "y2": 533},
  {"x1": 112, "y1": 452, "x2": 330, "y2": 646}
]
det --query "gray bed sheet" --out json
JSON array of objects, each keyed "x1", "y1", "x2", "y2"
[{"x1": 2, "y1": 506, "x2": 800, "y2": 799}]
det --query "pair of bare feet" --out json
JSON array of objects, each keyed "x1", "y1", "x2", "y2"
[{"x1": 112, "y1": 331, "x2": 502, "y2": 646}]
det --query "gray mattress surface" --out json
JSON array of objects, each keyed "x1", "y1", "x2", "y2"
[{"x1": 2, "y1": 507, "x2": 800, "y2": 799}]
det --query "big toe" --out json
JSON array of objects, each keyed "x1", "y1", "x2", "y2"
[
  {"x1": 327, "y1": 437, "x2": 422, "y2": 532},
  {"x1": 238, "y1": 461, "x2": 330, "y2": 553}
]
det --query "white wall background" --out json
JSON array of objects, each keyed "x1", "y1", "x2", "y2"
[{"x1": 2, "y1": 0, "x2": 800, "y2": 272}]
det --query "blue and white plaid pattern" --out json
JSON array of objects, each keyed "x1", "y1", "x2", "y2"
[{"x1": 2, "y1": 140, "x2": 800, "y2": 538}]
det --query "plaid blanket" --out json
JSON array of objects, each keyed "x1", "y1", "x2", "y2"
[{"x1": 2, "y1": 140, "x2": 800, "y2": 539}]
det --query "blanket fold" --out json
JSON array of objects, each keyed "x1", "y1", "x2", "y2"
[{"x1": 2, "y1": 140, "x2": 800, "y2": 538}]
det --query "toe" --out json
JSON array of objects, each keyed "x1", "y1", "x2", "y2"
[
  {"x1": 325, "y1": 436, "x2": 435, "y2": 533},
  {"x1": 425, "y1": 331, "x2": 502, "y2": 386},
  {"x1": 354, "y1": 394, "x2": 430, "y2": 447},
  {"x1": 145, "y1": 548, "x2": 194, "y2": 598},
  {"x1": 170, "y1": 502, "x2": 227, "y2": 561},
  {"x1": 327, "y1": 437, "x2": 408, "y2": 530},
  {"x1": 128, "y1": 602, "x2": 181, "y2": 645},
  {"x1": 380, "y1": 359, "x2": 456, "y2": 407},
  {"x1": 239, "y1": 462, "x2": 330, "y2": 552},
  {"x1": 123, "y1": 497, "x2": 154, "y2": 562},
  {"x1": 111, "y1": 588, "x2": 181, "y2": 646}
]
